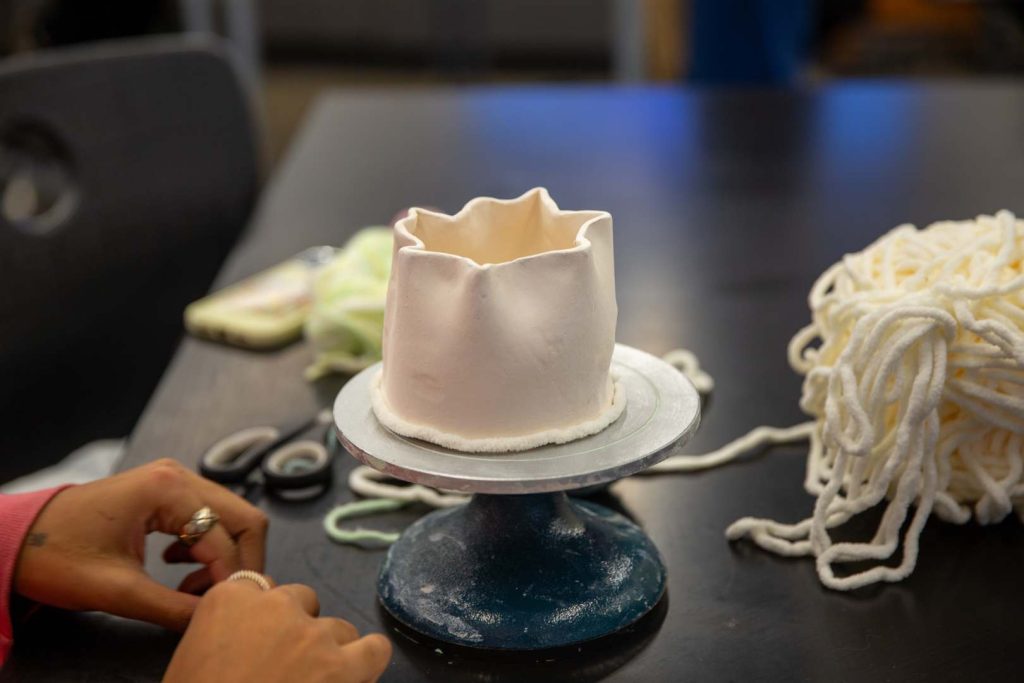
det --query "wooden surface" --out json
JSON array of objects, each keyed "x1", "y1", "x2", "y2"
[{"x1": 7, "y1": 83, "x2": 1024, "y2": 682}]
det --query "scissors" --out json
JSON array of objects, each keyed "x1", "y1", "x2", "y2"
[{"x1": 199, "y1": 410, "x2": 336, "y2": 495}]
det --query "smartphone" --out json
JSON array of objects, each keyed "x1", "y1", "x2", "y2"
[{"x1": 184, "y1": 246, "x2": 337, "y2": 349}]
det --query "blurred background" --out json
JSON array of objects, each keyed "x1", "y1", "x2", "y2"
[{"x1": 4, "y1": 0, "x2": 1023, "y2": 164}]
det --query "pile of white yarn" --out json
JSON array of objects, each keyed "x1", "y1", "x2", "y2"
[
  {"x1": 333, "y1": 211, "x2": 1024, "y2": 591},
  {"x1": 663, "y1": 210, "x2": 1024, "y2": 590}
]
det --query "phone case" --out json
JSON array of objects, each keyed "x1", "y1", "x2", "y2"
[{"x1": 184, "y1": 247, "x2": 335, "y2": 349}]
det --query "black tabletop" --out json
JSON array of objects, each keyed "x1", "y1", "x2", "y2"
[{"x1": 7, "y1": 83, "x2": 1024, "y2": 682}]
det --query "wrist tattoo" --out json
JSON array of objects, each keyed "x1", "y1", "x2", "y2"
[{"x1": 25, "y1": 532, "x2": 47, "y2": 548}]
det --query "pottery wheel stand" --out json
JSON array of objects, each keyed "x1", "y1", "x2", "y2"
[{"x1": 333, "y1": 344, "x2": 701, "y2": 650}]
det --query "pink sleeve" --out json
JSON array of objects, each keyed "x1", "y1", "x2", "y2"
[{"x1": 0, "y1": 486, "x2": 71, "y2": 667}]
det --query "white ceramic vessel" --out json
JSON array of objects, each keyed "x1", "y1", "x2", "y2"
[{"x1": 371, "y1": 187, "x2": 624, "y2": 452}]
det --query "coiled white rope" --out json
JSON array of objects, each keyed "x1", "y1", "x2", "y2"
[
  {"x1": 347, "y1": 466, "x2": 467, "y2": 508},
  {"x1": 323, "y1": 462, "x2": 469, "y2": 546},
  {"x1": 661, "y1": 348, "x2": 715, "y2": 394},
  {"x1": 716, "y1": 210, "x2": 1024, "y2": 590},
  {"x1": 327, "y1": 211, "x2": 1024, "y2": 590}
]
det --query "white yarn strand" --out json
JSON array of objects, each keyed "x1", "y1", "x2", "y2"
[
  {"x1": 348, "y1": 465, "x2": 468, "y2": 509},
  {"x1": 645, "y1": 423, "x2": 815, "y2": 473},
  {"x1": 661, "y1": 348, "x2": 715, "y2": 394}
]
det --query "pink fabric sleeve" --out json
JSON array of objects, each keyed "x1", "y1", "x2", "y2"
[{"x1": 0, "y1": 486, "x2": 71, "y2": 667}]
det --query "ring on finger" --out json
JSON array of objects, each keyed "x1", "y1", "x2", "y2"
[
  {"x1": 179, "y1": 506, "x2": 219, "y2": 547},
  {"x1": 227, "y1": 570, "x2": 272, "y2": 591}
]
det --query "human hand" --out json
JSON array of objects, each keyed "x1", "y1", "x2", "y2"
[
  {"x1": 13, "y1": 459, "x2": 268, "y2": 631},
  {"x1": 163, "y1": 578, "x2": 391, "y2": 683}
]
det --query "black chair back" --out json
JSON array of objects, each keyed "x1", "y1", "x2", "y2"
[{"x1": 0, "y1": 36, "x2": 259, "y2": 480}]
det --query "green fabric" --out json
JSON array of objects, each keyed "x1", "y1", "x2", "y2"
[{"x1": 305, "y1": 228, "x2": 393, "y2": 380}]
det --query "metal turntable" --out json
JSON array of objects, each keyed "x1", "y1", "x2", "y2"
[{"x1": 334, "y1": 344, "x2": 700, "y2": 650}]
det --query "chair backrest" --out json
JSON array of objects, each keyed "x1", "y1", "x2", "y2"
[{"x1": 0, "y1": 36, "x2": 259, "y2": 478}]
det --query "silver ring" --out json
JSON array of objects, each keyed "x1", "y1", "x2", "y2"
[
  {"x1": 227, "y1": 570, "x2": 271, "y2": 591},
  {"x1": 179, "y1": 506, "x2": 219, "y2": 547}
]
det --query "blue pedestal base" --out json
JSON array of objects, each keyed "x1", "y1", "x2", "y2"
[{"x1": 378, "y1": 492, "x2": 667, "y2": 650}]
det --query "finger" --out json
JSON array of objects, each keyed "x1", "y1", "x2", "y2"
[
  {"x1": 275, "y1": 583, "x2": 320, "y2": 617},
  {"x1": 176, "y1": 467, "x2": 269, "y2": 572},
  {"x1": 104, "y1": 568, "x2": 200, "y2": 632},
  {"x1": 337, "y1": 634, "x2": 392, "y2": 682},
  {"x1": 198, "y1": 573, "x2": 273, "y2": 620},
  {"x1": 136, "y1": 460, "x2": 268, "y2": 572},
  {"x1": 319, "y1": 617, "x2": 359, "y2": 645},
  {"x1": 177, "y1": 567, "x2": 213, "y2": 595},
  {"x1": 163, "y1": 540, "x2": 194, "y2": 564},
  {"x1": 141, "y1": 471, "x2": 242, "y2": 582},
  {"x1": 187, "y1": 522, "x2": 243, "y2": 582}
]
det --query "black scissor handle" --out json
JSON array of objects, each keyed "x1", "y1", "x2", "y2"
[
  {"x1": 200, "y1": 426, "x2": 280, "y2": 483},
  {"x1": 261, "y1": 440, "x2": 333, "y2": 490},
  {"x1": 198, "y1": 412, "x2": 333, "y2": 487}
]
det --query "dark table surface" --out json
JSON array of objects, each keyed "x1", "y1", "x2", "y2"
[{"x1": 7, "y1": 82, "x2": 1024, "y2": 682}]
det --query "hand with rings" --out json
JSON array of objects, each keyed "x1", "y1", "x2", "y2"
[
  {"x1": 13, "y1": 459, "x2": 269, "y2": 631},
  {"x1": 164, "y1": 572, "x2": 391, "y2": 683}
]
